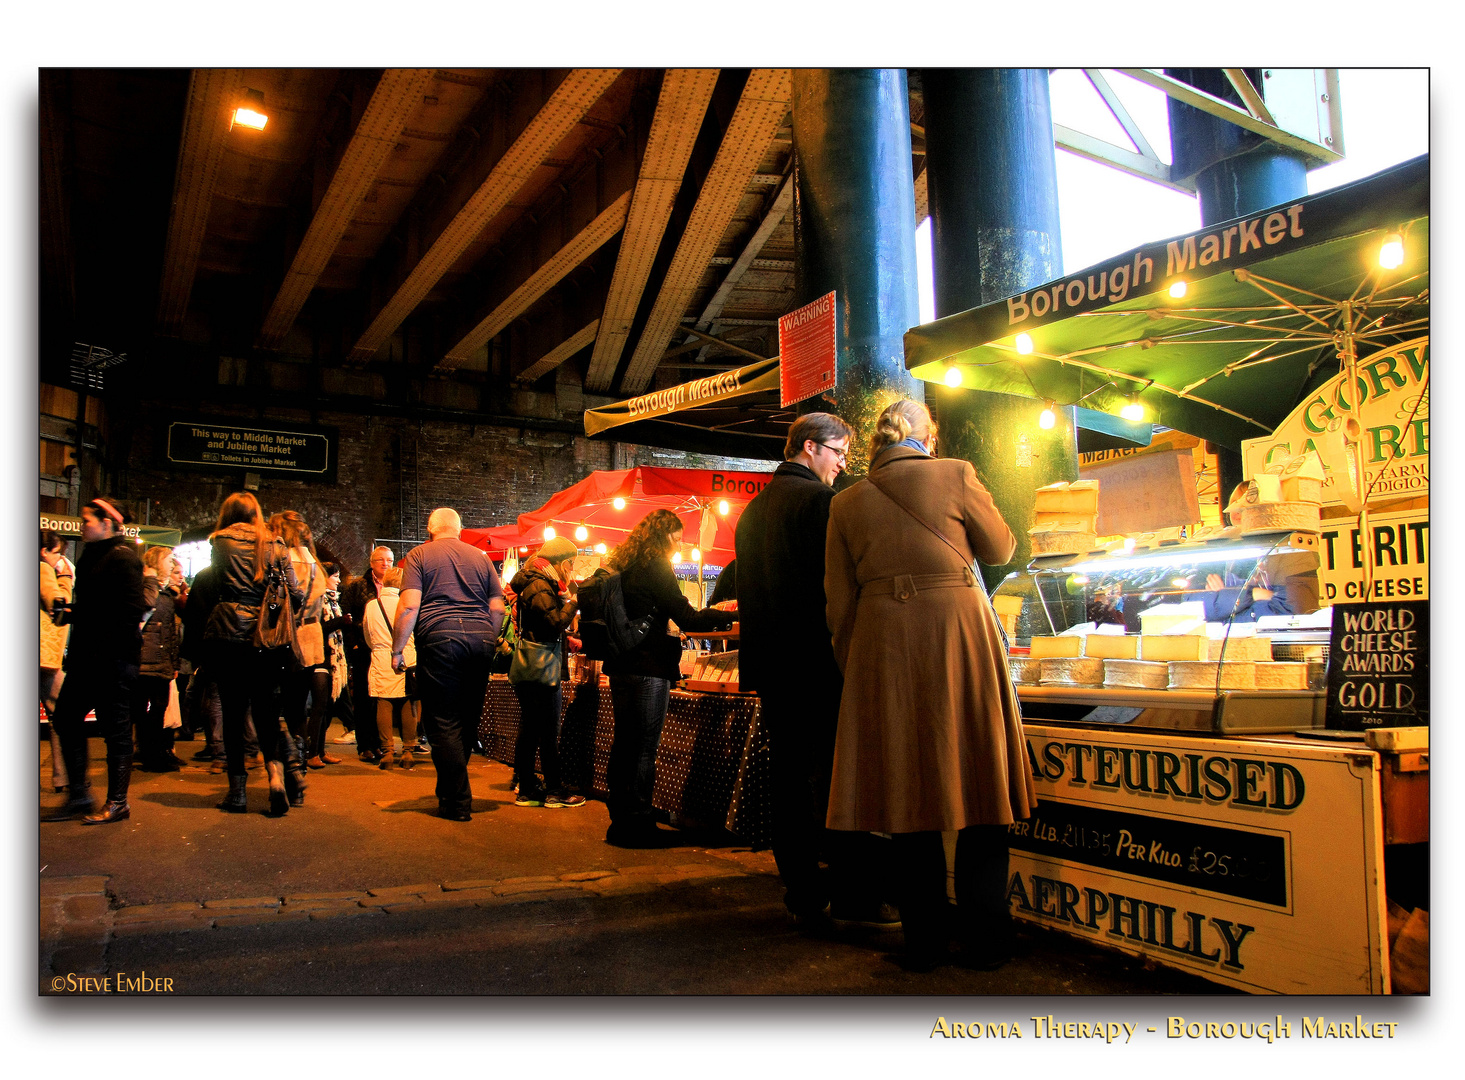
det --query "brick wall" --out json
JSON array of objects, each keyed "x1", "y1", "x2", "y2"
[{"x1": 117, "y1": 404, "x2": 773, "y2": 574}]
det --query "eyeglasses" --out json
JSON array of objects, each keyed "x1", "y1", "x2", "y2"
[{"x1": 815, "y1": 442, "x2": 848, "y2": 463}]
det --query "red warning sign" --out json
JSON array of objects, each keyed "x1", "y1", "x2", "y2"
[{"x1": 778, "y1": 291, "x2": 837, "y2": 408}]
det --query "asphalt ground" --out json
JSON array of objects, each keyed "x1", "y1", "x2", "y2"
[{"x1": 37, "y1": 723, "x2": 1231, "y2": 1000}]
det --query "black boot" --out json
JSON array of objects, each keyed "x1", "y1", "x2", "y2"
[
  {"x1": 285, "y1": 737, "x2": 308, "y2": 808},
  {"x1": 217, "y1": 774, "x2": 248, "y2": 813},
  {"x1": 82, "y1": 758, "x2": 131, "y2": 825},
  {"x1": 265, "y1": 761, "x2": 289, "y2": 817}
]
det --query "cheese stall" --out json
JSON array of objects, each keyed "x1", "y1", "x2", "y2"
[{"x1": 903, "y1": 155, "x2": 1428, "y2": 993}]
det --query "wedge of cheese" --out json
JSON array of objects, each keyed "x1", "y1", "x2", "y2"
[
  {"x1": 1083, "y1": 634, "x2": 1139, "y2": 660},
  {"x1": 1253, "y1": 662, "x2": 1309, "y2": 690},
  {"x1": 1207, "y1": 635, "x2": 1273, "y2": 662},
  {"x1": 1138, "y1": 601, "x2": 1206, "y2": 636},
  {"x1": 1029, "y1": 635, "x2": 1083, "y2": 659},
  {"x1": 1139, "y1": 635, "x2": 1208, "y2": 662}
]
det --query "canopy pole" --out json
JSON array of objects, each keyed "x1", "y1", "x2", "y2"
[{"x1": 921, "y1": 68, "x2": 1077, "y2": 590}]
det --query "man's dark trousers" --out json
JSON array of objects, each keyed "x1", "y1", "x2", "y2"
[
  {"x1": 348, "y1": 644, "x2": 381, "y2": 754},
  {"x1": 52, "y1": 659, "x2": 138, "y2": 800},
  {"x1": 416, "y1": 616, "x2": 495, "y2": 816}
]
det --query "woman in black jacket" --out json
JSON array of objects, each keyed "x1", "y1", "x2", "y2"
[
  {"x1": 134, "y1": 545, "x2": 183, "y2": 772},
  {"x1": 603, "y1": 509, "x2": 735, "y2": 847},
  {"x1": 507, "y1": 536, "x2": 585, "y2": 809},
  {"x1": 202, "y1": 492, "x2": 304, "y2": 816}
]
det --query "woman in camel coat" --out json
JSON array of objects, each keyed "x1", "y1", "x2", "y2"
[{"x1": 824, "y1": 399, "x2": 1034, "y2": 971}]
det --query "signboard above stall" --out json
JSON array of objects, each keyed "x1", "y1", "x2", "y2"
[
  {"x1": 39, "y1": 512, "x2": 181, "y2": 548},
  {"x1": 165, "y1": 419, "x2": 338, "y2": 482}
]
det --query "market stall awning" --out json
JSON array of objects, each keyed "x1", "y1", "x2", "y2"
[
  {"x1": 585, "y1": 352, "x2": 1154, "y2": 456},
  {"x1": 904, "y1": 155, "x2": 1429, "y2": 449},
  {"x1": 583, "y1": 356, "x2": 790, "y2": 460},
  {"x1": 461, "y1": 465, "x2": 774, "y2": 564}
]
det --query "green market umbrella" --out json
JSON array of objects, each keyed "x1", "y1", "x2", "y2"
[{"x1": 904, "y1": 155, "x2": 1428, "y2": 449}]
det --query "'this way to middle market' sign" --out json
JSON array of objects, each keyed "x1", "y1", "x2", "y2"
[{"x1": 166, "y1": 420, "x2": 337, "y2": 481}]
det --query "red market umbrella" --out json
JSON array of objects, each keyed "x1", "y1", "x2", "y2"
[{"x1": 461, "y1": 465, "x2": 773, "y2": 566}]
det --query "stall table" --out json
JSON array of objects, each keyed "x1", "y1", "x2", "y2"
[{"x1": 480, "y1": 672, "x2": 770, "y2": 846}]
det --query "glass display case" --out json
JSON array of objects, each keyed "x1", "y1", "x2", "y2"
[{"x1": 991, "y1": 528, "x2": 1329, "y2": 736}]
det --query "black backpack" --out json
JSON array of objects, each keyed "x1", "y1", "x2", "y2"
[{"x1": 576, "y1": 567, "x2": 655, "y2": 660}]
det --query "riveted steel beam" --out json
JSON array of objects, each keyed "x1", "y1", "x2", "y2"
[
  {"x1": 586, "y1": 69, "x2": 718, "y2": 392},
  {"x1": 348, "y1": 68, "x2": 620, "y2": 363},
  {"x1": 256, "y1": 69, "x2": 438, "y2": 350},
  {"x1": 156, "y1": 69, "x2": 242, "y2": 337},
  {"x1": 514, "y1": 319, "x2": 600, "y2": 383},
  {"x1": 620, "y1": 69, "x2": 791, "y2": 394}
]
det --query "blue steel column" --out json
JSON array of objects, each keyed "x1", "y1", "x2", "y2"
[
  {"x1": 790, "y1": 69, "x2": 923, "y2": 479},
  {"x1": 1166, "y1": 68, "x2": 1311, "y2": 497},
  {"x1": 921, "y1": 68, "x2": 1077, "y2": 589}
]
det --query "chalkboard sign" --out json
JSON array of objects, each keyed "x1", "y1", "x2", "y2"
[{"x1": 1324, "y1": 599, "x2": 1428, "y2": 729}]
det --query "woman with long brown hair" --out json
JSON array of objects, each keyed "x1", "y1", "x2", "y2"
[
  {"x1": 270, "y1": 511, "x2": 331, "y2": 802},
  {"x1": 602, "y1": 508, "x2": 734, "y2": 847},
  {"x1": 203, "y1": 492, "x2": 303, "y2": 816}
]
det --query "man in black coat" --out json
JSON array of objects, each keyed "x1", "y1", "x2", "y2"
[
  {"x1": 48, "y1": 498, "x2": 151, "y2": 823},
  {"x1": 736, "y1": 413, "x2": 891, "y2": 928}
]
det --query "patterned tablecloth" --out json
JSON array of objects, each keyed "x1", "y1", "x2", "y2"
[{"x1": 480, "y1": 674, "x2": 770, "y2": 846}]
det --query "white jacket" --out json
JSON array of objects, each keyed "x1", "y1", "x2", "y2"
[{"x1": 363, "y1": 587, "x2": 417, "y2": 699}]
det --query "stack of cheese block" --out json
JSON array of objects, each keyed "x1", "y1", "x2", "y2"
[
  {"x1": 1028, "y1": 635, "x2": 1104, "y2": 686},
  {"x1": 1028, "y1": 480, "x2": 1100, "y2": 555},
  {"x1": 1226, "y1": 451, "x2": 1324, "y2": 534}
]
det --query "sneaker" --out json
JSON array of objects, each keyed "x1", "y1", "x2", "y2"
[
  {"x1": 544, "y1": 792, "x2": 586, "y2": 809},
  {"x1": 332, "y1": 732, "x2": 357, "y2": 745},
  {"x1": 515, "y1": 792, "x2": 545, "y2": 807}
]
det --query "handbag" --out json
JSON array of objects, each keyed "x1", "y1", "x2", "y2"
[
  {"x1": 294, "y1": 560, "x2": 324, "y2": 667},
  {"x1": 253, "y1": 560, "x2": 298, "y2": 655},
  {"x1": 375, "y1": 596, "x2": 419, "y2": 697},
  {"x1": 506, "y1": 579, "x2": 562, "y2": 686},
  {"x1": 163, "y1": 678, "x2": 182, "y2": 730}
]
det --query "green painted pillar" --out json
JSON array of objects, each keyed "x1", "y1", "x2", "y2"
[
  {"x1": 791, "y1": 69, "x2": 923, "y2": 479},
  {"x1": 921, "y1": 68, "x2": 1077, "y2": 589},
  {"x1": 1166, "y1": 67, "x2": 1311, "y2": 498}
]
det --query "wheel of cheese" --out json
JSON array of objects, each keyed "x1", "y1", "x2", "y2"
[
  {"x1": 1039, "y1": 657, "x2": 1105, "y2": 686},
  {"x1": 1102, "y1": 659, "x2": 1169, "y2": 689},
  {"x1": 1207, "y1": 635, "x2": 1273, "y2": 661},
  {"x1": 1253, "y1": 662, "x2": 1309, "y2": 690},
  {"x1": 1167, "y1": 660, "x2": 1257, "y2": 690},
  {"x1": 1008, "y1": 657, "x2": 1043, "y2": 685},
  {"x1": 1235, "y1": 501, "x2": 1320, "y2": 534},
  {"x1": 1029, "y1": 530, "x2": 1097, "y2": 555}
]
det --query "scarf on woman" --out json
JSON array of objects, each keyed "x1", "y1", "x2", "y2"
[{"x1": 876, "y1": 435, "x2": 930, "y2": 461}]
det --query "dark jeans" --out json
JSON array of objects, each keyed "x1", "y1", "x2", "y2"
[
  {"x1": 511, "y1": 678, "x2": 564, "y2": 797},
  {"x1": 131, "y1": 674, "x2": 174, "y2": 765},
  {"x1": 210, "y1": 642, "x2": 294, "y2": 776},
  {"x1": 348, "y1": 643, "x2": 380, "y2": 753},
  {"x1": 889, "y1": 826, "x2": 1013, "y2": 960},
  {"x1": 285, "y1": 665, "x2": 332, "y2": 759},
  {"x1": 52, "y1": 658, "x2": 138, "y2": 796},
  {"x1": 761, "y1": 684, "x2": 884, "y2": 917},
  {"x1": 191, "y1": 667, "x2": 259, "y2": 760},
  {"x1": 606, "y1": 675, "x2": 671, "y2": 826},
  {"x1": 416, "y1": 618, "x2": 495, "y2": 816}
]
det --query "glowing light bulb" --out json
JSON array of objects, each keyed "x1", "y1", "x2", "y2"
[
  {"x1": 717, "y1": 499, "x2": 730, "y2": 516},
  {"x1": 1120, "y1": 399, "x2": 1145, "y2": 422},
  {"x1": 520, "y1": 547, "x2": 528, "y2": 554},
  {"x1": 230, "y1": 88, "x2": 268, "y2": 132},
  {"x1": 1014, "y1": 332, "x2": 1034, "y2": 355},
  {"x1": 1038, "y1": 404, "x2": 1056, "y2": 430},
  {"x1": 944, "y1": 366, "x2": 963, "y2": 388},
  {"x1": 594, "y1": 542, "x2": 607, "y2": 555},
  {"x1": 574, "y1": 524, "x2": 588, "y2": 542},
  {"x1": 1378, "y1": 233, "x2": 1404, "y2": 269},
  {"x1": 1168, "y1": 279, "x2": 1187, "y2": 299},
  {"x1": 543, "y1": 525, "x2": 555, "y2": 540},
  {"x1": 1071, "y1": 575, "x2": 1090, "y2": 586},
  {"x1": 691, "y1": 548, "x2": 702, "y2": 563},
  {"x1": 670, "y1": 551, "x2": 681, "y2": 564},
  {"x1": 612, "y1": 497, "x2": 626, "y2": 510}
]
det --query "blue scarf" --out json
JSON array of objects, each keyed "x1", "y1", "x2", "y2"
[{"x1": 876, "y1": 436, "x2": 930, "y2": 461}]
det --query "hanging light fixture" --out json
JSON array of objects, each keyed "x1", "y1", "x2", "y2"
[
  {"x1": 691, "y1": 548, "x2": 702, "y2": 563},
  {"x1": 1167, "y1": 279, "x2": 1188, "y2": 299},
  {"x1": 717, "y1": 499, "x2": 730, "y2": 516},
  {"x1": 1014, "y1": 332, "x2": 1034, "y2": 355},
  {"x1": 1120, "y1": 396, "x2": 1145, "y2": 422},
  {"x1": 543, "y1": 525, "x2": 556, "y2": 540},
  {"x1": 612, "y1": 497, "x2": 626, "y2": 511},
  {"x1": 1038, "y1": 402, "x2": 1056, "y2": 430},
  {"x1": 1378, "y1": 232, "x2": 1404, "y2": 269},
  {"x1": 943, "y1": 366, "x2": 963, "y2": 387},
  {"x1": 574, "y1": 523, "x2": 588, "y2": 542},
  {"x1": 231, "y1": 88, "x2": 268, "y2": 132},
  {"x1": 593, "y1": 542, "x2": 608, "y2": 555}
]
